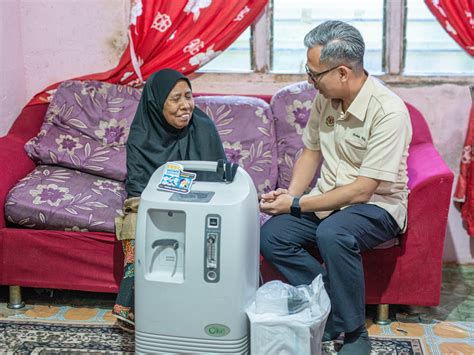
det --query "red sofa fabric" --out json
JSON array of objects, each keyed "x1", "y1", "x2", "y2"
[{"x1": 1, "y1": 229, "x2": 123, "y2": 292}]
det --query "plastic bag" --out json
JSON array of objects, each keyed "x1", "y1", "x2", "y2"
[
  {"x1": 255, "y1": 279, "x2": 315, "y2": 315},
  {"x1": 246, "y1": 275, "x2": 331, "y2": 355}
]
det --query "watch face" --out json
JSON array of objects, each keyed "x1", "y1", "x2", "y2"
[{"x1": 291, "y1": 197, "x2": 301, "y2": 218}]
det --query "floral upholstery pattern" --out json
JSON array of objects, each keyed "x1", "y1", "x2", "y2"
[
  {"x1": 5, "y1": 165, "x2": 126, "y2": 233},
  {"x1": 25, "y1": 80, "x2": 142, "y2": 181},
  {"x1": 195, "y1": 96, "x2": 278, "y2": 196},
  {"x1": 8, "y1": 83, "x2": 283, "y2": 233},
  {"x1": 270, "y1": 81, "x2": 317, "y2": 189}
]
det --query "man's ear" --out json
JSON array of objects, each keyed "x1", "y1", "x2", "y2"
[{"x1": 338, "y1": 66, "x2": 351, "y2": 82}]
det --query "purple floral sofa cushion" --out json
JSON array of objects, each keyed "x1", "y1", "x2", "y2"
[
  {"x1": 5, "y1": 165, "x2": 126, "y2": 233},
  {"x1": 195, "y1": 96, "x2": 278, "y2": 196},
  {"x1": 25, "y1": 80, "x2": 142, "y2": 181},
  {"x1": 270, "y1": 81, "x2": 317, "y2": 189}
]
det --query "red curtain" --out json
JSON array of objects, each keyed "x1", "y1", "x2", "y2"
[
  {"x1": 29, "y1": 0, "x2": 268, "y2": 105},
  {"x1": 454, "y1": 102, "x2": 474, "y2": 237},
  {"x1": 429, "y1": 0, "x2": 474, "y2": 235},
  {"x1": 424, "y1": 0, "x2": 474, "y2": 56}
]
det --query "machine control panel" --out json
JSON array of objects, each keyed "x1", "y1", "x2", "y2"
[{"x1": 204, "y1": 214, "x2": 221, "y2": 283}]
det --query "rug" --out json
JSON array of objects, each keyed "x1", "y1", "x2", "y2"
[
  {"x1": 322, "y1": 336, "x2": 425, "y2": 355},
  {"x1": 0, "y1": 320, "x2": 134, "y2": 354},
  {"x1": 0, "y1": 319, "x2": 426, "y2": 355},
  {"x1": 368, "y1": 319, "x2": 474, "y2": 354},
  {"x1": 1, "y1": 303, "x2": 472, "y2": 354}
]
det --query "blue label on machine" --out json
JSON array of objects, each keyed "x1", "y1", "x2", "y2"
[{"x1": 157, "y1": 162, "x2": 196, "y2": 194}]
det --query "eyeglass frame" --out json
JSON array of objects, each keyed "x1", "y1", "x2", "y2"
[{"x1": 305, "y1": 63, "x2": 351, "y2": 83}]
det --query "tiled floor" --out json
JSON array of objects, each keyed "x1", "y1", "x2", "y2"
[
  {"x1": 1, "y1": 264, "x2": 473, "y2": 354},
  {"x1": 0, "y1": 287, "x2": 116, "y2": 322},
  {"x1": 410, "y1": 265, "x2": 474, "y2": 322},
  {"x1": 366, "y1": 264, "x2": 474, "y2": 354}
]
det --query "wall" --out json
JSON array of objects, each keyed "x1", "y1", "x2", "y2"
[
  {"x1": 0, "y1": 0, "x2": 129, "y2": 136},
  {"x1": 0, "y1": 1, "x2": 472, "y2": 263},
  {"x1": 0, "y1": 0, "x2": 26, "y2": 134},
  {"x1": 20, "y1": 0, "x2": 129, "y2": 102}
]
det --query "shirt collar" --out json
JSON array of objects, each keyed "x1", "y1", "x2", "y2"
[{"x1": 346, "y1": 73, "x2": 374, "y2": 122}]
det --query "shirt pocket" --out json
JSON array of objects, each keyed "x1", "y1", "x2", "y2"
[{"x1": 341, "y1": 137, "x2": 367, "y2": 166}]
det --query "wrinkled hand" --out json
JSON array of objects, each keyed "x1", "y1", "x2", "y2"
[{"x1": 260, "y1": 190, "x2": 293, "y2": 215}]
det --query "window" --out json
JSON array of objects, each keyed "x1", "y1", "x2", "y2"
[
  {"x1": 405, "y1": 0, "x2": 474, "y2": 75},
  {"x1": 272, "y1": 0, "x2": 384, "y2": 74},
  {"x1": 199, "y1": 28, "x2": 251, "y2": 72},
  {"x1": 200, "y1": 1, "x2": 472, "y2": 77}
]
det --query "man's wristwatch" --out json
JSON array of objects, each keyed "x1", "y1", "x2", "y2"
[{"x1": 290, "y1": 196, "x2": 301, "y2": 218}]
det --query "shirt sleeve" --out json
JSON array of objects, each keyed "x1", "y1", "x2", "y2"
[
  {"x1": 302, "y1": 94, "x2": 322, "y2": 151},
  {"x1": 359, "y1": 110, "x2": 412, "y2": 182}
]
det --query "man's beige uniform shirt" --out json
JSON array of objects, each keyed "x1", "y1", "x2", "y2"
[{"x1": 302, "y1": 75, "x2": 412, "y2": 232}]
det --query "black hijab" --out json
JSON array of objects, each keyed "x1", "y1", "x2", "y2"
[{"x1": 125, "y1": 69, "x2": 226, "y2": 197}]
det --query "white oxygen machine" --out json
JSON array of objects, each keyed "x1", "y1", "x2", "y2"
[{"x1": 135, "y1": 161, "x2": 260, "y2": 354}]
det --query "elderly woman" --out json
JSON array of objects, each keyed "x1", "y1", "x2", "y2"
[{"x1": 112, "y1": 69, "x2": 226, "y2": 331}]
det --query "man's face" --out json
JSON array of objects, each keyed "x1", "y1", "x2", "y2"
[
  {"x1": 163, "y1": 80, "x2": 195, "y2": 129},
  {"x1": 306, "y1": 46, "x2": 341, "y2": 99}
]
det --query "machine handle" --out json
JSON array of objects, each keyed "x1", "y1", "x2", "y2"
[
  {"x1": 172, "y1": 160, "x2": 239, "y2": 183},
  {"x1": 152, "y1": 239, "x2": 179, "y2": 250},
  {"x1": 173, "y1": 160, "x2": 220, "y2": 172}
]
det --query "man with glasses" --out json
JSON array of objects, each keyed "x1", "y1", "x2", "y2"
[{"x1": 260, "y1": 20, "x2": 412, "y2": 354}]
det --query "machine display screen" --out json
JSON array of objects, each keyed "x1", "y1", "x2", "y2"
[{"x1": 169, "y1": 191, "x2": 215, "y2": 203}]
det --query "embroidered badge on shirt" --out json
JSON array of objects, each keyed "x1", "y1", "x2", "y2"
[
  {"x1": 325, "y1": 115, "x2": 335, "y2": 127},
  {"x1": 352, "y1": 132, "x2": 367, "y2": 142}
]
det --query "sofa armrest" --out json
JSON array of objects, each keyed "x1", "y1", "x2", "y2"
[
  {"x1": 407, "y1": 143, "x2": 453, "y2": 192},
  {"x1": 402, "y1": 143, "x2": 454, "y2": 257},
  {"x1": 0, "y1": 135, "x2": 36, "y2": 228}
]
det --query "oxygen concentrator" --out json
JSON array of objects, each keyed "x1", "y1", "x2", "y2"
[{"x1": 135, "y1": 161, "x2": 260, "y2": 354}]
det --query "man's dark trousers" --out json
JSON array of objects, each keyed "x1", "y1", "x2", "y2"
[{"x1": 260, "y1": 203, "x2": 400, "y2": 333}]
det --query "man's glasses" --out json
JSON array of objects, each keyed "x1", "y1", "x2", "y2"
[{"x1": 305, "y1": 64, "x2": 345, "y2": 83}]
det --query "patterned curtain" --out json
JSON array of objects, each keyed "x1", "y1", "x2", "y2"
[
  {"x1": 428, "y1": 0, "x2": 474, "y2": 235},
  {"x1": 29, "y1": 0, "x2": 268, "y2": 105},
  {"x1": 454, "y1": 91, "x2": 474, "y2": 237},
  {"x1": 424, "y1": 0, "x2": 474, "y2": 56}
]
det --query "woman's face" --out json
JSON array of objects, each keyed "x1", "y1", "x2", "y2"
[{"x1": 163, "y1": 80, "x2": 195, "y2": 129}]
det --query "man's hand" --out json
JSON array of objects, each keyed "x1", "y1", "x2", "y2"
[
  {"x1": 260, "y1": 188, "x2": 289, "y2": 203},
  {"x1": 260, "y1": 191, "x2": 293, "y2": 215}
]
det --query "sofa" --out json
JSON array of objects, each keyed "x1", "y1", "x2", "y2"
[{"x1": 0, "y1": 79, "x2": 453, "y2": 321}]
